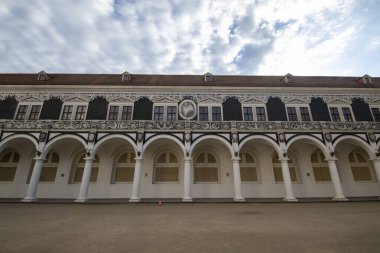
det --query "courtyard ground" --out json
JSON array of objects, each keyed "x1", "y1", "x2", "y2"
[{"x1": 0, "y1": 202, "x2": 379, "y2": 253}]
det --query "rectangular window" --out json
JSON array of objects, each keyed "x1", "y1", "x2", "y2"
[
  {"x1": 342, "y1": 107, "x2": 353, "y2": 121},
  {"x1": 75, "y1": 106, "x2": 87, "y2": 120},
  {"x1": 313, "y1": 167, "x2": 332, "y2": 182},
  {"x1": 287, "y1": 107, "x2": 298, "y2": 121},
  {"x1": 15, "y1": 105, "x2": 28, "y2": 120},
  {"x1": 212, "y1": 107, "x2": 222, "y2": 121},
  {"x1": 274, "y1": 166, "x2": 297, "y2": 182},
  {"x1": 121, "y1": 106, "x2": 133, "y2": 120},
  {"x1": 114, "y1": 167, "x2": 134, "y2": 182},
  {"x1": 300, "y1": 107, "x2": 311, "y2": 121},
  {"x1": 61, "y1": 105, "x2": 73, "y2": 120},
  {"x1": 256, "y1": 107, "x2": 266, "y2": 121},
  {"x1": 154, "y1": 106, "x2": 164, "y2": 121},
  {"x1": 329, "y1": 107, "x2": 340, "y2": 122},
  {"x1": 371, "y1": 108, "x2": 380, "y2": 122},
  {"x1": 108, "y1": 106, "x2": 119, "y2": 120},
  {"x1": 240, "y1": 167, "x2": 258, "y2": 182},
  {"x1": 351, "y1": 167, "x2": 372, "y2": 181},
  {"x1": 243, "y1": 107, "x2": 253, "y2": 121},
  {"x1": 199, "y1": 107, "x2": 208, "y2": 121},
  {"x1": 167, "y1": 106, "x2": 177, "y2": 121},
  {"x1": 28, "y1": 105, "x2": 41, "y2": 120}
]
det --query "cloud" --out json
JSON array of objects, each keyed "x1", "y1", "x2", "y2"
[{"x1": 0, "y1": 0, "x2": 378, "y2": 76}]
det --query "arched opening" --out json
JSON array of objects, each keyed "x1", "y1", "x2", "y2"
[
  {"x1": 194, "y1": 152, "x2": 219, "y2": 183},
  {"x1": 0, "y1": 149, "x2": 20, "y2": 182},
  {"x1": 154, "y1": 152, "x2": 180, "y2": 183},
  {"x1": 239, "y1": 152, "x2": 258, "y2": 182},
  {"x1": 348, "y1": 149, "x2": 375, "y2": 182},
  {"x1": 311, "y1": 150, "x2": 331, "y2": 182},
  {"x1": 111, "y1": 151, "x2": 135, "y2": 183}
]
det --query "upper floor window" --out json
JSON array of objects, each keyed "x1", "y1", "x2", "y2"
[
  {"x1": 15, "y1": 103, "x2": 42, "y2": 120},
  {"x1": 243, "y1": 107, "x2": 253, "y2": 121},
  {"x1": 153, "y1": 105, "x2": 177, "y2": 121},
  {"x1": 60, "y1": 104, "x2": 87, "y2": 120},
  {"x1": 370, "y1": 107, "x2": 380, "y2": 122},
  {"x1": 199, "y1": 105, "x2": 222, "y2": 121},
  {"x1": 107, "y1": 105, "x2": 133, "y2": 121},
  {"x1": 242, "y1": 106, "x2": 267, "y2": 121},
  {"x1": 286, "y1": 106, "x2": 311, "y2": 122},
  {"x1": 329, "y1": 106, "x2": 354, "y2": 122}
]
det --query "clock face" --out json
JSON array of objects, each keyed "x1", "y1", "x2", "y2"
[{"x1": 179, "y1": 100, "x2": 197, "y2": 120}]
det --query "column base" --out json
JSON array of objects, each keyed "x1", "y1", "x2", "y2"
[
  {"x1": 182, "y1": 197, "x2": 193, "y2": 202},
  {"x1": 129, "y1": 197, "x2": 141, "y2": 203},
  {"x1": 332, "y1": 197, "x2": 349, "y2": 201},
  {"x1": 283, "y1": 197, "x2": 298, "y2": 202},
  {"x1": 233, "y1": 197, "x2": 245, "y2": 202},
  {"x1": 21, "y1": 197, "x2": 38, "y2": 202},
  {"x1": 75, "y1": 198, "x2": 89, "y2": 203}
]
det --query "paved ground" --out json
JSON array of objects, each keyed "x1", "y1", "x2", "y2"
[{"x1": 0, "y1": 202, "x2": 380, "y2": 253}]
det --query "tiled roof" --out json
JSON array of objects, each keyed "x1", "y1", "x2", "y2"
[{"x1": 0, "y1": 73, "x2": 379, "y2": 88}]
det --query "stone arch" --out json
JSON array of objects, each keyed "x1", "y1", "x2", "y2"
[
  {"x1": 93, "y1": 134, "x2": 137, "y2": 157},
  {"x1": 0, "y1": 134, "x2": 38, "y2": 153},
  {"x1": 286, "y1": 135, "x2": 329, "y2": 158},
  {"x1": 239, "y1": 135, "x2": 282, "y2": 158},
  {"x1": 43, "y1": 134, "x2": 87, "y2": 159},
  {"x1": 143, "y1": 134, "x2": 186, "y2": 158},
  {"x1": 190, "y1": 135, "x2": 234, "y2": 157},
  {"x1": 333, "y1": 135, "x2": 375, "y2": 159}
]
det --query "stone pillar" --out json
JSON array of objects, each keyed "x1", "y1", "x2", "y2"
[
  {"x1": 279, "y1": 158, "x2": 298, "y2": 202},
  {"x1": 130, "y1": 157, "x2": 143, "y2": 202},
  {"x1": 22, "y1": 157, "x2": 44, "y2": 202},
  {"x1": 75, "y1": 157, "x2": 93, "y2": 202},
  {"x1": 372, "y1": 158, "x2": 380, "y2": 184},
  {"x1": 326, "y1": 158, "x2": 348, "y2": 201},
  {"x1": 232, "y1": 158, "x2": 245, "y2": 201},
  {"x1": 183, "y1": 158, "x2": 193, "y2": 202}
]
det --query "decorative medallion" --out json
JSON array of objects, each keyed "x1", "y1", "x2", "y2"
[
  {"x1": 88, "y1": 132, "x2": 96, "y2": 143},
  {"x1": 179, "y1": 99, "x2": 197, "y2": 120},
  {"x1": 39, "y1": 131, "x2": 48, "y2": 142},
  {"x1": 368, "y1": 132, "x2": 376, "y2": 143},
  {"x1": 324, "y1": 133, "x2": 332, "y2": 142}
]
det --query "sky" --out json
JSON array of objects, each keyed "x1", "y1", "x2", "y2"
[{"x1": 0, "y1": 0, "x2": 380, "y2": 76}]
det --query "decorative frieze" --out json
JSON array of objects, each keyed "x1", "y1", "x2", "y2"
[
  {"x1": 1, "y1": 120, "x2": 379, "y2": 132},
  {"x1": 1, "y1": 90, "x2": 379, "y2": 105}
]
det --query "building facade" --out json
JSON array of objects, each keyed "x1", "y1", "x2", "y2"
[{"x1": 0, "y1": 71, "x2": 380, "y2": 202}]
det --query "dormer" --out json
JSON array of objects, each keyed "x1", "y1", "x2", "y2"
[
  {"x1": 122, "y1": 71, "x2": 132, "y2": 82},
  {"x1": 358, "y1": 74, "x2": 372, "y2": 85},
  {"x1": 204, "y1": 72, "x2": 213, "y2": 83},
  {"x1": 37, "y1": 70, "x2": 50, "y2": 81},
  {"x1": 283, "y1": 73, "x2": 294, "y2": 84}
]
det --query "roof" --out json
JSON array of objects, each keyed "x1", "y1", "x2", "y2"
[{"x1": 0, "y1": 73, "x2": 379, "y2": 88}]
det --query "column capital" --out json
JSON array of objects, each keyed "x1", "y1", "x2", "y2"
[
  {"x1": 325, "y1": 158, "x2": 338, "y2": 162},
  {"x1": 33, "y1": 157, "x2": 45, "y2": 161},
  {"x1": 134, "y1": 157, "x2": 143, "y2": 161},
  {"x1": 231, "y1": 157, "x2": 241, "y2": 162},
  {"x1": 278, "y1": 158, "x2": 290, "y2": 162},
  {"x1": 83, "y1": 157, "x2": 94, "y2": 161},
  {"x1": 184, "y1": 157, "x2": 192, "y2": 162}
]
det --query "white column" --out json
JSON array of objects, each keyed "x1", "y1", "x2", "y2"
[
  {"x1": 326, "y1": 158, "x2": 348, "y2": 201},
  {"x1": 183, "y1": 158, "x2": 193, "y2": 202},
  {"x1": 22, "y1": 157, "x2": 44, "y2": 202},
  {"x1": 232, "y1": 158, "x2": 245, "y2": 201},
  {"x1": 372, "y1": 159, "x2": 380, "y2": 184},
  {"x1": 75, "y1": 157, "x2": 93, "y2": 202},
  {"x1": 279, "y1": 158, "x2": 298, "y2": 202},
  {"x1": 130, "y1": 157, "x2": 142, "y2": 202}
]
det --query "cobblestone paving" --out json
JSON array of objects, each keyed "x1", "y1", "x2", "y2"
[{"x1": 0, "y1": 202, "x2": 380, "y2": 253}]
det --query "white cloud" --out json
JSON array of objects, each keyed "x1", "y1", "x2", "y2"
[{"x1": 0, "y1": 0, "x2": 378, "y2": 76}]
